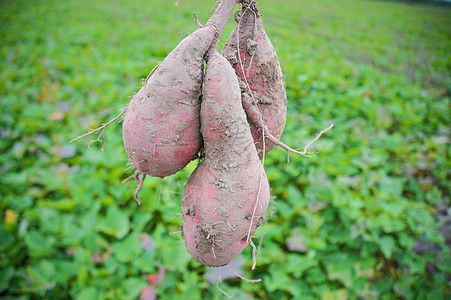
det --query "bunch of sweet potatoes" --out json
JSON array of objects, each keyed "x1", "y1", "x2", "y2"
[
  {"x1": 72, "y1": 0, "x2": 332, "y2": 268},
  {"x1": 123, "y1": 0, "x2": 287, "y2": 267}
]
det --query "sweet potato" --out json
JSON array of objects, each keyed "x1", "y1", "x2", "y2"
[
  {"x1": 222, "y1": 0, "x2": 287, "y2": 158},
  {"x1": 122, "y1": 0, "x2": 238, "y2": 178},
  {"x1": 180, "y1": 48, "x2": 270, "y2": 267}
]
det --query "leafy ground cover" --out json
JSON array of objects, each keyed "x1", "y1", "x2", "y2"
[{"x1": 0, "y1": 0, "x2": 450, "y2": 299}]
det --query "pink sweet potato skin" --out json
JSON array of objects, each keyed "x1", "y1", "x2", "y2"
[
  {"x1": 181, "y1": 50, "x2": 270, "y2": 267},
  {"x1": 122, "y1": 26, "x2": 216, "y2": 177},
  {"x1": 222, "y1": 2, "x2": 287, "y2": 158},
  {"x1": 122, "y1": 0, "x2": 239, "y2": 178}
]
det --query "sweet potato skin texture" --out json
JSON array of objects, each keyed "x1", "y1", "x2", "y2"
[
  {"x1": 122, "y1": 26, "x2": 216, "y2": 178},
  {"x1": 181, "y1": 51, "x2": 270, "y2": 267},
  {"x1": 222, "y1": 3, "x2": 287, "y2": 157},
  {"x1": 122, "y1": 0, "x2": 239, "y2": 178}
]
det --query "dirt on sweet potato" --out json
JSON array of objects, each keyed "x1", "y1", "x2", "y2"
[
  {"x1": 222, "y1": 1, "x2": 287, "y2": 158},
  {"x1": 123, "y1": 0, "x2": 239, "y2": 179},
  {"x1": 181, "y1": 48, "x2": 270, "y2": 267}
]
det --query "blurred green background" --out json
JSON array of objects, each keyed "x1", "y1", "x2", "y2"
[{"x1": 1, "y1": 0, "x2": 450, "y2": 299}]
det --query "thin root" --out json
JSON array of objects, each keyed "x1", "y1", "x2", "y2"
[
  {"x1": 69, "y1": 108, "x2": 127, "y2": 144},
  {"x1": 216, "y1": 270, "x2": 231, "y2": 298},
  {"x1": 133, "y1": 170, "x2": 146, "y2": 206},
  {"x1": 245, "y1": 173, "x2": 263, "y2": 270},
  {"x1": 253, "y1": 227, "x2": 273, "y2": 238},
  {"x1": 257, "y1": 195, "x2": 275, "y2": 256},
  {"x1": 226, "y1": 265, "x2": 261, "y2": 283},
  {"x1": 263, "y1": 123, "x2": 334, "y2": 157},
  {"x1": 143, "y1": 64, "x2": 160, "y2": 85},
  {"x1": 122, "y1": 173, "x2": 134, "y2": 183},
  {"x1": 206, "y1": 0, "x2": 220, "y2": 17},
  {"x1": 124, "y1": 164, "x2": 134, "y2": 171},
  {"x1": 249, "y1": 239, "x2": 258, "y2": 270},
  {"x1": 246, "y1": 176, "x2": 262, "y2": 241},
  {"x1": 193, "y1": 13, "x2": 204, "y2": 27},
  {"x1": 86, "y1": 127, "x2": 106, "y2": 151},
  {"x1": 300, "y1": 123, "x2": 334, "y2": 154}
]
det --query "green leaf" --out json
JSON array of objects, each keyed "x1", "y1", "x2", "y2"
[
  {"x1": 25, "y1": 260, "x2": 57, "y2": 292},
  {"x1": 393, "y1": 276, "x2": 417, "y2": 299},
  {"x1": 324, "y1": 254, "x2": 355, "y2": 288},
  {"x1": 38, "y1": 207, "x2": 62, "y2": 234},
  {"x1": 0, "y1": 266, "x2": 15, "y2": 293},
  {"x1": 0, "y1": 228, "x2": 15, "y2": 251},
  {"x1": 153, "y1": 225, "x2": 191, "y2": 271},
  {"x1": 131, "y1": 211, "x2": 152, "y2": 232},
  {"x1": 367, "y1": 216, "x2": 406, "y2": 233},
  {"x1": 61, "y1": 215, "x2": 86, "y2": 245},
  {"x1": 379, "y1": 175, "x2": 405, "y2": 199},
  {"x1": 133, "y1": 250, "x2": 156, "y2": 272},
  {"x1": 286, "y1": 228, "x2": 307, "y2": 253},
  {"x1": 264, "y1": 265, "x2": 300, "y2": 297},
  {"x1": 53, "y1": 260, "x2": 75, "y2": 286},
  {"x1": 38, "y1": 198, "x2": 77, "y2": 211},
  {"x1": 119, "y1": 277, "x2": 148, "y2": 300},
  {"x1": 113, "y1": 232, "x2": 142, "y2": 263},
  {"x1": 307, "y1": 236, "x2": 327, "y2": 250},
  {"x1": 427, "y1": 288, "x2": 445, "y2": 300},
  {"x1": 306, "y1": 267, "x2": 327, "y2": 285},
  {"x1": 320, "y1": 288, "x2": 349, "y2": 300},
  {"x1": 286, "y1": 253, "x2": 318, "y2": 277},
  {"x1": 24, "y1": 231, "x2": 56, "y2": 257},
  {"x1": 97, "y1": 205, "x2": 130, "y2": 239},
  {"x1": 379, "y1": 199, "x2": 409, "y2": 218},
  {"x1": 79, "y1": 202, "x2": 101, "y2": 230},
  {"x1": 378, "y1": 235, "x2": 396, "y2": 258},
  {"x1": 301, "y1": 211, "x2": 325, "y2": 232},
  {"x1": 76, "y1": 287, "x2": 105, "y2": 300}
]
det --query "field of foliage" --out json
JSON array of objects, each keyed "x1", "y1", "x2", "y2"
[{"x1": 1, "y1": 0, "x2": 450, "y2": 299}]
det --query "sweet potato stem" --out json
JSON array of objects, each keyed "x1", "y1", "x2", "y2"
[{"x1": 206, "y1": 0, "x2": 239, "y2": 36}]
